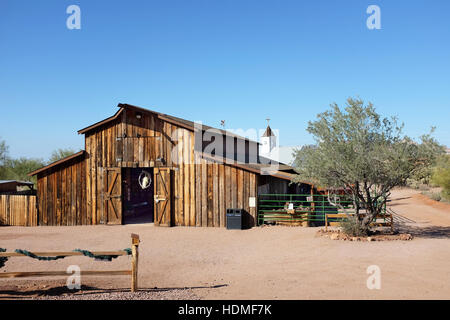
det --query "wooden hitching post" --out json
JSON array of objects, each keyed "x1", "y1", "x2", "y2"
[{"x1": 131, "y1": 233, "x2": 140, "y2": 292}]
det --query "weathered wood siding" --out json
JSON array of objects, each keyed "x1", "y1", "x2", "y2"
[
  {"x1": 185, "y1": 156, "x2": 258, "y2": 227},
  {"x1": 35, "y1": 107, "x2": 259, "y2": 227},
  {"x1": 0, "y1": 195, "x2": 37, "y2": 226},
  {"x1": 85, "y1": 119, "x2": 122, "y2": 225},
  {"x1": 83, "y1": 109, "x2": 170, "y2": 225},
  {"x1": 84, "y1": 108, "x2": 258, "y2": 227},
  {"x1": 36, "y1": 156, "x2": 86, "y2": 226}
]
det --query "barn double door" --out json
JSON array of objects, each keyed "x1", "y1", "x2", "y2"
[{"x1": 101, "y1": 167, "x2": 172, "y2": 226}]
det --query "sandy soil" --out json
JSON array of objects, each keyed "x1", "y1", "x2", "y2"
[{"x1": 0, "y1": 187, "x2": 449, "y2": 300}]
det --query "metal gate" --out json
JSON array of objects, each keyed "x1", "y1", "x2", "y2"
[{"x1": 257, "y1": 193, "x2": 387, "y2": 226}]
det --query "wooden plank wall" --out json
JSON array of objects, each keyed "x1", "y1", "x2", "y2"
[
  {"x1": 0, "y1": 195, "x2": 37, "y2": 226},
  {"x1": 169, "y1": 123, "x2": 258, "y2": 227},
  {"x1": 114, "y1": 109, "x2": 173, "y2": 167},
  {"x1": 176, "y1": 152, "x2": 258, "y2": 227},
  {"x1": 85, "y1": 119, "x2": 121, "y2": 226},
  {"x1": 84, "y1": 110, "x2": 171, "y2": 225},
  {"x1": 36, "y1": 157, "x2": 86, "y2": 226},
  {"x1": 34, "y1": 107, "x2": 259, "y2": 227},
  {"x1": 114, "y1": 109, "x2": 259, "y2": 227}
]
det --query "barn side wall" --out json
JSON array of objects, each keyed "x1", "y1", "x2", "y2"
[
  {"x1": 189, "y1": 155, "x2": 258, "y2": 227},
  {"x1": 36, "y1": 108, "x2": 259, "y2": 227},
  {"x1": 36, "y1": 157, "x2": 87, "y2": 226}
]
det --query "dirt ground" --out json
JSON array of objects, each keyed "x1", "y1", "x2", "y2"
[{"x1": 0, "y1": 187, "x2": 449, "y2": 300}]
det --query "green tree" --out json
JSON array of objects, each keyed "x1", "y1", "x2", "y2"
[
  {"x1": 431, "y1": 155, "x2": 450, "y2": 199},
  {"x1": 0, "y1": 138, "x2": 46, "y2": 184},
  {"x1": 293, "y1": 97, "x2": 443, "y2": 235},
  {"x1": 407, "y1": 127, "x2": 444, "y2": 185},
  {"x1": 48, "y1": 148, "x2": 78, "y2": 163},
  {"x1": 4, "y1": 157, "x2": 46, "y2": 183},
  {"x1": 0, "y1": 138, "x2": 10, "y2": 179}
]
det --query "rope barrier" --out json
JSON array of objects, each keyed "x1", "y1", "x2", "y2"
[
  {"x1": 14, "y1": 249, "x2": 66, "y2": 261},
  {"x1": 73, "y1": 248, "x2": 132, "y2": 261},
  {"x1": 0, "y1": 247, "x2": 132, "y2": 268},
  {"x1": 0, "y1": 233, "x2": 140, "y2": 291}
]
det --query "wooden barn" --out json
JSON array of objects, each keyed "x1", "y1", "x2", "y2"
[{"x1": 28, "y1": 103, "x2": 310, "y2": 227}]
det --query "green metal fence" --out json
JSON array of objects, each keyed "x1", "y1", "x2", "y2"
[{"x1": 257, "y1": 193, "x2": 387, "y2": 226}]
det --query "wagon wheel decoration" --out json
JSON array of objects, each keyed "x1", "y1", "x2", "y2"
[{"x1": 138, "y1": 170, "x2": 152, "y2": 190}]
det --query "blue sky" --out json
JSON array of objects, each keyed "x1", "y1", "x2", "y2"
[{"x1": 1, "y1": 0, "x2": 449, "y2": 159}]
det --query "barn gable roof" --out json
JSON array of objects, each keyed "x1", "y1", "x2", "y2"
[
  {"x1": 77, "y1": 103, "x2": 261, "y2": 145},
  {"x1": 33, "y1": 103, "x2": 308, "y2": 183}
]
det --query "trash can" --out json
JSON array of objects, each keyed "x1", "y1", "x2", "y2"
[{"x1": 226, "y1": 209, "x2": 243, "y2": 230}]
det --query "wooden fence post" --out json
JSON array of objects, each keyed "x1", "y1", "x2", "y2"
[{"x1": 131, "y1": 233, "x2": 140, "y2": 292}]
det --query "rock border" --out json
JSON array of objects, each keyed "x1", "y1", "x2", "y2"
[{"x1": 316, "y1": 229, "x2": 413, "y2": 241}]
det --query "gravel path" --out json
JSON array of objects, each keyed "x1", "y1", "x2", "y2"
[{"x1": 29, "y1": 288, "x2": 199, "y2": 300}]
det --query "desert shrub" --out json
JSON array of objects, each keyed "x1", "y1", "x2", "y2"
[
  {"x1": 431, "y1": 155, "x2": 450, "y2": 200},
  {"x1": 423, "y1": 191, "x2": 442, "y2": 202},
  {"x1": 339, "y1": 215, "x2": 369, "y2": 237},
  {"x1": 407, "y1": 179, "x2": 434, "y2": 191},
  {"x1": 428, "y1": 181, "x2": 441, "y2": 188},
  {"x1": 406, "y1": 179, "x2": 420, "y2": 189},
  {"x1": 418, "y1": 184, "x2": 431, "y2": 191},
  {"x1": 432, "y1": 192, "x2": 442, "y2": 201}
]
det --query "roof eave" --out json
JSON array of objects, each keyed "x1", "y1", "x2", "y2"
[
  {"x1": 77, "y1": 107, "x2": 124, "y2": 135},
  {"x1": 28, "y1": 151, "x2": 86, "y2": 176}
]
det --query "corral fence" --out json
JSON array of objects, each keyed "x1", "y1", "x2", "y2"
[
  {"x1": 257, "y1": 193, "x2": 388, "y2": 227},
  {"x1": 0, "y1": 234, "x2": 140, "y2": 292},
  {"x1": 0, "y1": 195, "x2": 38, "y2": 226}
]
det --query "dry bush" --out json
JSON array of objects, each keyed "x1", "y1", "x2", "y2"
[{"x1": 339, "y1": 216, "x2": 369, "y2": 237}]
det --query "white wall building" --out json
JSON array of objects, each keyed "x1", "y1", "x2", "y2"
[{"x1": 259, "y1": 123, "x2": 302, "y2": 165}]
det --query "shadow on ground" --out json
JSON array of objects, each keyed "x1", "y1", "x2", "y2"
[
  {"x1": 397, "y1": 225, "x2": 450, "y2": 239},
  {"x1": 0, "y1": 283, "x2": 228, "y2": 299},
  {"x1": 387, "y1": 196, "x2": 412, "y2": 202}
]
